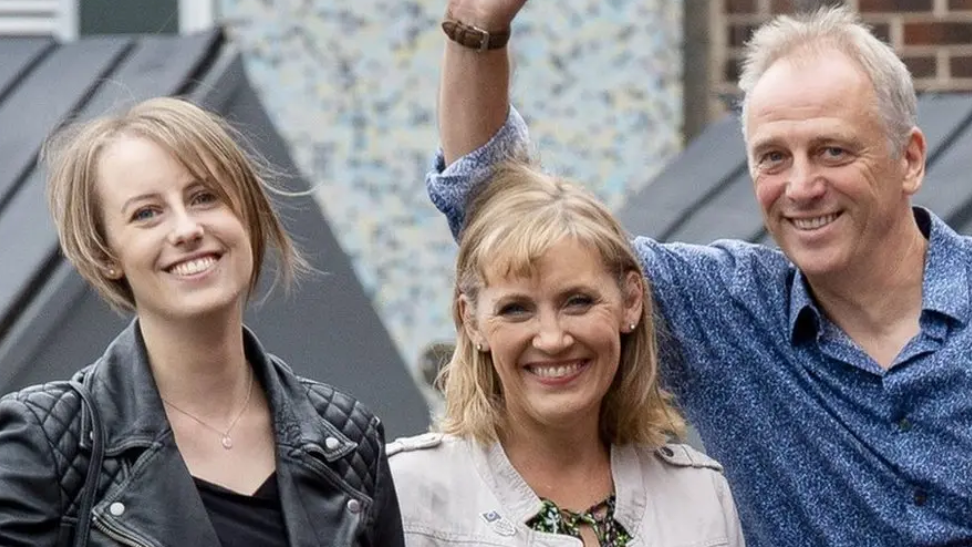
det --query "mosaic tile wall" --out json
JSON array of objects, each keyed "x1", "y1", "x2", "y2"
[{"x1": 218, "y1": 0, "x2": 684, "y2": 377}]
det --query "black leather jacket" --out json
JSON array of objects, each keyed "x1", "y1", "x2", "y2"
[{"x1": 0, "y1": 321, "x2": 405, "y2": 547}]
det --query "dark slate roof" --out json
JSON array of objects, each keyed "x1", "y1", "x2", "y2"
[
  {"x1": 0, "y1": 30, "x2": 429, "y2": 437},
  {"x1": 618, "y1": 93, "x2": 972, "y2": 243}
]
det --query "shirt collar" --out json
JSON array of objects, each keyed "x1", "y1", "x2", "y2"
[
  {"x1": 788, "y1": 270, "x2": 820, "y2": 345},
  {"x1": 788, "y1": 207, "x2": 970, "y2": 344},
  {"x1": 919, "y1": 207, "x2": 970, "y2": 324}
]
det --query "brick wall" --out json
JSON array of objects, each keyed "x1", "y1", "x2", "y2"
[{"x1": 715, "y1": 0, "x2": 972, "y2": 112}]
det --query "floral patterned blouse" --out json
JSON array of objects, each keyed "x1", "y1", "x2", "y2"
[{"x1": 526, "y1": 494, "x2": 632, "y2": 546}]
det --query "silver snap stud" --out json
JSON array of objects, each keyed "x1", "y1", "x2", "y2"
[
  {"x1": 347, "y1": 499, "x2": 361, "y2": 513},
  {"x1": 325, "y1": 436, "x2": 340, "y2": 450},
  {"x1": 109, "y1": 502, "x2": 125, "y2": 516}
]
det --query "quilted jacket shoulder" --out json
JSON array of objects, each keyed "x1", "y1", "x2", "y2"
[
  {"x1": 0, "y1": 379, "x2": 122, "y2": 522},
  {"x1": 299, "y1": 377, "x2": 385, "y2": 494}
]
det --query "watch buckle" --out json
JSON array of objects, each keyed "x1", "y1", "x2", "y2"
[{"x1": 468, "y1": 25, "x2": 491, "y2": 52}]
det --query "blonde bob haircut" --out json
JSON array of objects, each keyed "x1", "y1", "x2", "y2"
[
  {"x1": 43, "y1": 96, "x2": 305, "y2": 312},
  {"x1": 738, "y1": 5, "x2": 916, "y2": 155},
  {"x1": 437, "y1": 161, "x2": 685, "y2": 447}
]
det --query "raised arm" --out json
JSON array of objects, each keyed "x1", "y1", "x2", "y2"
[
  {"x1": 427, "y1": 1, "x2": 533, "y2": 238},
  {"x1": 439, "y1": 0, "x2": 527, "y2": 165}
]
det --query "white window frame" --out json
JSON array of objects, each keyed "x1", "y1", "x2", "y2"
[
  {"x1": 0, "y1": 0, "x2": 68, "y2": 38},
  {"x1": 179, "y1": 0, "x2": 215, "y2": 34},
  {"x1": 0, "y1": 0, "x2": 213, "y2": 40},
  {"x1": 57, "y1": 0, "x2": 77, "y2": 41}
]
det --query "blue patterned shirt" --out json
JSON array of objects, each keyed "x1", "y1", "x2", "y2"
[{"x1": 425, "y1": 107, "x2": 972, "y2": 547}]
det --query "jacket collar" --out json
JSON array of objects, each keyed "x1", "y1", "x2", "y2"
[
  {"x1": 245, "y1": 329, "x2": 357, "y2": 457},
  {"x1": 76, "y1": 319, "x2": 354, "y2": 455},
  {"x1": 468, "y1": 438, "x2": 647, "y2": 534},
  {"x1": 76, "y1": 319, "x2": 168, "y2": 454}
]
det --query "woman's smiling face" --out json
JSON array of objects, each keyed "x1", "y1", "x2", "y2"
[
  {"x1": 464, "y1": 237, "x2": 643, "y2": 434},
  {"x1": 96, "y1": 135, "x2": 254, "y2": 322}
]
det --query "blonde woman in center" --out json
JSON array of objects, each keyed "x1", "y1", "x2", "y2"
[{"x1": 389, "y1": 162, "x2": 744, "y2": 546}]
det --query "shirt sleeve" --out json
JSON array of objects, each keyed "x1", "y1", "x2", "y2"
[
  {"x1": 632, "y1": 236, "x2": 792, "y2": 397},
  {"x1": 425, "y1": 105, "x2": 532, "y2": 239}
]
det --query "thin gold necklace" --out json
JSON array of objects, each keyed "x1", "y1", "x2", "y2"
[{"x1": 162, "y1": 366, "x2": 254, "y2": 450}]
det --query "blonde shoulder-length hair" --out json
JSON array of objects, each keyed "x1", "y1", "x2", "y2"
[
  {"x1": 42, "y1": 96, "x2": 306, "y2": 312},
  {"x1": 436, "y1": 161, "x2": 685, "y2": 447}
]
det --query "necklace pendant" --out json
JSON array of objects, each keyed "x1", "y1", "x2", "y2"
[{"x1": 221, "y1": 435, "x2": 233, "y2": 449}]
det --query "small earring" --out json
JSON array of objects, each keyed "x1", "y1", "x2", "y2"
[
  {"x1": 628, "y1": 323, "x2": 637, "y2": 332},
  {"x1": 107, "y1": 268, "x2": 116, "y2": 277},
  {"x1": 476, "y1": 343, "x2": 482, "y2": 352}
]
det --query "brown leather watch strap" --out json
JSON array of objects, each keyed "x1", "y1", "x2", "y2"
[{"x1": 441, "y1": 20, "x2": 511, "y2": 52}]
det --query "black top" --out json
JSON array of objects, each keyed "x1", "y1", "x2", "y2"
[{"x1": 195, "y1": 473, "x2": 288, "y2": 547}]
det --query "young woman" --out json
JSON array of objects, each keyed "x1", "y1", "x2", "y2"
[
  {"x1": 0, "y1": 97, "x2": 404, "y2": 547},
  {"x1": 390, "y1": 162, "x2": 744, "y2": 546}
]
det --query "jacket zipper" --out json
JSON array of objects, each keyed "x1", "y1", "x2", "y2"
[{"x1": 92, "y1": 515, "x2": 153, "y2": 547}]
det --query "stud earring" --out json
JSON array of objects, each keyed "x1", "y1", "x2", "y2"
[
  {"x1": 107, "y1": 268, "x2": 117, "y2": 277},
  {"x1": 628, "y1": 323, "x2": 637, "y2": 332},
  {"x1": 476, "y1": 343, "x2": 482, "y2": 352}
]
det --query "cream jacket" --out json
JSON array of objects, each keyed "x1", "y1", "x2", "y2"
[{"x1": 388, "y1": 433, "x2": 744, "y2": 547}]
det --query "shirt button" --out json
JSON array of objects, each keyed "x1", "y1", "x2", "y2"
[
  {"x1": 325, "y1": 436, "x2": 341, "y2": 450},
  {"x1": 109, "y1": 502, "x2": 125, "y2": 516},
  {"x1": 897, "y1": 418, "x2": 912, "y2": 432},
  {"x1": 914, "y1": 489, "x2": 928, "y2": 506},
  {"x1": 347, "y1": 499, "x2": 361, "y2": 513}
]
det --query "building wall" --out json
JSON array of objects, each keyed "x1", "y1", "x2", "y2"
[
  {"x1": 716, "y1": 0, "x2": 972, "y2": 117},
  {"x1": 218, "y1": 0, "x2": 684, "y2": 372}
]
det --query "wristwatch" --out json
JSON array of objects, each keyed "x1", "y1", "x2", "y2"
[{"x1": 441, "y1": 19, "x2": 511, "y2": 52}]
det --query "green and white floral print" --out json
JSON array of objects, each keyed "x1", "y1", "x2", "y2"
[{"x1": 526, "y1": 494, "x2": 631, "y2": 546}]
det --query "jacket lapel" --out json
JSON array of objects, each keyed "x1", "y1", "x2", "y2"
[
  {"x1": 249, "y1": 329, "x2": 364, "y2": 547},
  {"x1": 78, "y1": 320, "x2": 169, "y2": 454},
  {"x1": 91, "y1": 439, "x2": 220, "y2": 546},
  {"x1": 276, "y1": 455, "x2": 364, "y2": 547}
]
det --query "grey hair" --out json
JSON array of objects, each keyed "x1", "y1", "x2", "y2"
[{"x1": 738, "y1": 5, "x2": 916, "y2": 155}]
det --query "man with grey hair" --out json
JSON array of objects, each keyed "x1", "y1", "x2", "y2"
[{"x1": 425, "y1": 0, "x2": 972, "y2": 545}]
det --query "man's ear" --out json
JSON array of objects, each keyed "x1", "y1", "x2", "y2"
[
  {"x1": 900, "y1": 126, "x2": 926, "y2": 196},
  {"x1": 621, "y1": 270, "x2": 645, "y2": 329},
  {"x1": 459, "y1": 293, "x2": 488, "y2": 352}
]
